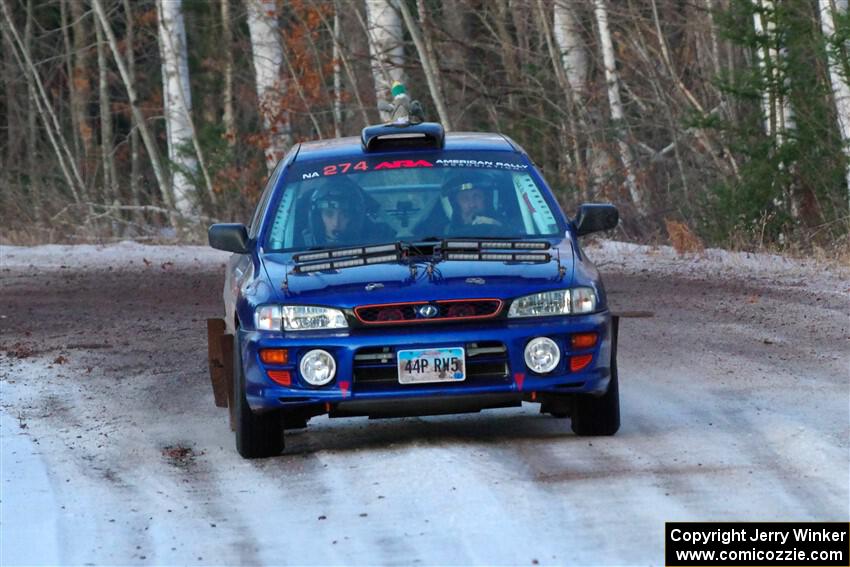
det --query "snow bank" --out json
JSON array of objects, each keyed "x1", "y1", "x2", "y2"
[
  {"x1": 1, "y1": 239, "x2": 846, "y2": 293},
  {"x1": 0, "y1": 241, "x2": 229, "y2": 270},
  {"x1": 584, "y1": 240, "x2": 849, "y2": 294}
]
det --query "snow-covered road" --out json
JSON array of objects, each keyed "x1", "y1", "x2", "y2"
[{"x1": 1, "y1": 241, "x2": 848, "y2": 565}]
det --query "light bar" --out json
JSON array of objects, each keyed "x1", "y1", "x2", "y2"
[
  {"x1": 365, "y1": 253, "x2": 400, "y2": 264},
  {"x1": 364, "y1": 243, "x2": 398, "y2": 254},
  {"x1": 442, "y1": 240, "x2": 551, "y2": 251},
  {"x1": 294, "y1": 243, "x2": 399, "y2": 263},
  {"x1": 445, "y1": 252, "x2": 550, "y2": 263},
  {"x1": 481, "y1": 253, "x2": 514, "y2": 261},
  {"x1": 296, "y1": 262, "x2": 332, "y2": 273},
  {"x1": 295, "y1": 251, "x2": 331, "y2": 262},
  {"x1": 446, "y1": 253, "x2": 479, "y2": 261},
  {"x1": 514, "y1": 253, "x2": 550, "y2": 261},
  {"x1": 331, "y1": 247, "x2": 364, "y2": 258},
  {"x1": 294, "y1": 252, "x2": 402, "y2": 273},
  {"x1": 333, "y1": 258, "x2": 366, "y2": 268}
]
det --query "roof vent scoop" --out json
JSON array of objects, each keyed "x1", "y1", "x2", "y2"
[{"x1": 361, "y1": 122, "x2": 445, "y2": 152}]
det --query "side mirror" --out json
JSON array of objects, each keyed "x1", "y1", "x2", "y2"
[
  {"x1": 574, "y1": 204, "x2": 619, "y2": 236},
  {"x1": 208, "y1": 223, "x2": 250, "y2": 254}
]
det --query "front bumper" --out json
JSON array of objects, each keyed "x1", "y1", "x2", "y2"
[{"x1": 238, "y1": 312, "x2": 613, "y2": 412}]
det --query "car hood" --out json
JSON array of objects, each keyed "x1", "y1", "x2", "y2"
[{"x1": 261, "y1": 245, "x2": 574, "y2": 307}]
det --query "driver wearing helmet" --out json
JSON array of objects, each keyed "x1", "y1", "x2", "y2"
[
  {"x1": 444, "y1": 175, "x2": 503, "y2": 234},
  {"x1": 303, "y1": 181, "x2": 392, "y2": 247}
]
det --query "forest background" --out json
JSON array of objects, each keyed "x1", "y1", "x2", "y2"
[{"x1": 2, "y1": 0, "x2": 850, "y2": 254}]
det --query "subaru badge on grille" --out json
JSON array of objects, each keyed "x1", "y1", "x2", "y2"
[{"x1": 417, "y1": 304, "x2": 439, "y2": 318}]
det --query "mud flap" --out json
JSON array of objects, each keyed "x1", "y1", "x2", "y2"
[{"x1": 206, "y1": 319, "x2": 233, "y2": 409}]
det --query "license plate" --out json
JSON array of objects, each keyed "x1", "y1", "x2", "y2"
[{"x1": 397, "y1": 347, "x2": 466, "y2": 384}]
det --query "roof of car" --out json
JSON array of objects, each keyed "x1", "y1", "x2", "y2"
[{"x1": 293, "y1": 131, "x2": 521, "y2": 162}]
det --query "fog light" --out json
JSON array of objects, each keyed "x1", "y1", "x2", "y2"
[
  {"x1": 524, "y1": 337, "x2": 560, "y2": 374},
  {"x1": 300, "y1": 349, "x2": 336, "y2": 386}
]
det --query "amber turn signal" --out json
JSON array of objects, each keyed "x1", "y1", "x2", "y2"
[
  {"x1": 571, "y1": 333, "x2": 598, "y2": 349},
  {"x1": 266, "y1": 370, "x2": 291, "y2": 386},
  {"x1": 260, "y1": 349, "x2": 288, "y2": 364},
  {"x1": 570, "y1": 354, "x2": 593, "y2": 372}
]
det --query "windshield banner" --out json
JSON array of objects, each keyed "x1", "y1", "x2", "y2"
[{"x1": 286, "y1": 152, "x2": 529, "y2": 182}]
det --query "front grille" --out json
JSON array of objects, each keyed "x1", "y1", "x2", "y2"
[
  {"x1": 352, "y1": 341, "x2": 510, "y2": 391},
  {"x1": 354, "y1": 299, "x2": 502, "y2": 325}
]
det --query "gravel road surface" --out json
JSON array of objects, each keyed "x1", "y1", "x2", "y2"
[{"x1": 1, "y1": 241, "x2": 848, "y2": 565}]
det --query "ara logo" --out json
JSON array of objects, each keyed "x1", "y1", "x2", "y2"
[
  {"x1": 374, "y1": 160, "x2": 434, "y2": 170},
  {"x1": 417, "y1": 304, "x2": 439, "y2": 318}
]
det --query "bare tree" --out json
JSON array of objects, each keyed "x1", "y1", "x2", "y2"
[
  {"x1": 365, "y1": 0, "x2": 405, "y2": 120},
  {"x1": 246, "y1": 0, "x2": 290, "y2": 171},
  {"x1": 121, "y1": 0, "x2": 143, "y2": 214},
  {"x1": 69, "y1": 0, "x2": 95, "y2": 177},
  {"x1": 91, "y1": 0, "x2": 177, "y2": 226},
  {"x1": 593, "y1": 0, "x2": 647, "y2": 215},
  {"x1": 95, "y1": 16, "x2": 118, "y2": 204},
  {"x1": 1, "y1": 0, "x2": 86, "y2": 205},
  {"x1": 819, "y1": 0, "x2": 850, "y2": 213},
  {"x1": 221, "y1": 0, "x2": 237, "y2": 148},
  {"x1": 157, "y1": 0, "x2": 199, "y2": 217},
  {"x1": 752, "y1": 0, "x2": 799, "y2": 220},
  {"x1": 397, "y1": 0, "x2": 451, "y2": 128}
]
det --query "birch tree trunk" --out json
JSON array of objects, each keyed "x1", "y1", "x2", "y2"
[
  {"x1": 157, "y1": 0, "x2": 198, "y2": 217},
  {"x1": 246, "y1": 0, "x2": 290, "y2": 171},
  {"x1": 221, "y1": 0, "x2": 237, "y2": 148},
  {"x1": 365, "y1": 0, "x2": 405, "y2": 120},
  {"x1": 819, "y1": 0, "x2": 850, "y2": 213},
  {"x1": 332, "y1": 5, "x2": 343, "y2": 138},
  {"x1": 553, "y1": 0, "x2": 588, "y2": 98},
  {"x1": 593, "y1": 0, "x2": 647, "y2": 215},
  {"x1": 537, "y1": 0, "x2": 585, "y2": 192}
]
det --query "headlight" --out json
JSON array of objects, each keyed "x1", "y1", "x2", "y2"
[
  {"x1": 281, "y1": 305, "x2": 348, "y2": 331},
  {"x1": 254, "y1": 305, "x2": 349, "y2": 331},
  {"x1": 255, "y1": 305, "x2": 282, "y2": 330},
  {"x1": 507, "y1": 287, "x2": 597, "y2": 318}
]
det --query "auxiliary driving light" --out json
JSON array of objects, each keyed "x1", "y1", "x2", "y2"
[
  {"x1": 524, "y1": 337, "x2": 560, "y2": 374},
  {"x1": 299, "y1": 349, "x2": 336, "y2": 386}
]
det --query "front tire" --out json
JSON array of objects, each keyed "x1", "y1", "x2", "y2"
[
  {"x1": 233, "y1": 333, "x2": 284, "y2": 458},
  {"x1": 571, "y1": 339, "x2": 620, "y2": 436}
]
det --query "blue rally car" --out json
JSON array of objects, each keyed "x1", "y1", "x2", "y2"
[{"x1": 207, "y1": 121, "x2": 620, "y2": 458}]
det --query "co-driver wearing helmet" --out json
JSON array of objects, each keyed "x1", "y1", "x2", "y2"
[{"x1": 444, "y1": 176, "x2": 503, "y2": 236}]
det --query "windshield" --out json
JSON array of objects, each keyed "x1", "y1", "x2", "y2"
[{"x1": 264, "y1": 151, "x2": 562, "y2": 251}]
